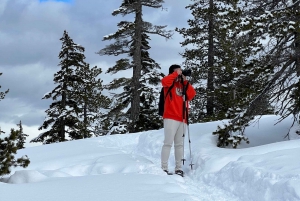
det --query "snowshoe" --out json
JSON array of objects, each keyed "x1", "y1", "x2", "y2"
[
  {"x1": 163, "y1": 170, "x2": 173, "y2": 175},
  {"x1": 175, "y1": 170, "x2": 184, "y2": 177}
]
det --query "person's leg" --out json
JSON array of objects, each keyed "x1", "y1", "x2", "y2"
[
  {"x1": 174, "y1": 122, "x2": 186, "y2": 171},
  {"x1": 161, "y1": 119, "x2": 179, "y2": 171}
]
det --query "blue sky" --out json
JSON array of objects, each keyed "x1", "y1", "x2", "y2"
[{"x1": 39, "y1": 0, "x2": 72, "y2": 2}]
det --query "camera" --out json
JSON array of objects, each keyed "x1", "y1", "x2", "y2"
[{"x1": 182, "y1": 69, "x2": 191, "y2": 77}]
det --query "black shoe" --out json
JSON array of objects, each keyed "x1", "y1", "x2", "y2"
[
  {"x1": 163, "y1": 170, "x2": 173, "y2": 175},
  {"x1": 175, "y1": 170, "x2": 184, "y2": 177}
]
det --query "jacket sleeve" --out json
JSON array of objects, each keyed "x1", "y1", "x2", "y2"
[
  {"x1": 161, "y1": 72, "x2": 179, "y2": 87},
  {"x1": 184, "y1": 81, "x2": 196, "y2": 101}
]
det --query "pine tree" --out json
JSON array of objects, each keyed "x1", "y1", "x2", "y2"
[
  {"x1": 213, "y1": 0, "x2": 300, "y2": 147},
  {"x1": 15, "y1": 120, "x2": 28, "y2": 149},
  {"x1": 0, "y1": 128, "x2": 30, "y2": 176},
  {"x1": 176, "y1": 1, "x2": 269, "y2": 116},
  {"x1": 98, "y1": 0, "x2": 172, "y2": 133},
  {"x1": 31, "y1": 30, "x2": 108, "y2": 144},
  {"x1": 0, "y1": 74, "x2": 30, "y2": 176},
  {"x1": 211, "y1": 0, "x2": 273, "y2": 122},
  {"x1": 177, "y1": 0, "x2": 231, "y2": 121},
  {"x1": 135, "y1": 33, "x2": 164, "y2": 131},
  {"x1": 176, "y1": 0, "x2": 218, "y2": 121},
  {"x1": 176, "y1": 0, "x2": 264, "y2": 122},
  {"x1": 73, "y1": 64, "x2": 111, "y2": 138}
]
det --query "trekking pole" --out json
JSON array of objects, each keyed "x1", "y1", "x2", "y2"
[
  {"x1": 181, "y1": 78, "x2": 194, "y2": 170},
  {"x1": 181, "y1": 122, "x2": 186, "y2": 165},
  {"x1": 185, "y1": 99, "x2": 194, "y2": 170},
  {"x1": 181, "y1": 88, "x2": 186, "y2": 166},
  {"x1": 187, "y1": 124, "x2": 194, "y2": 170},
  {"x1": 181, "y1": 77, "x2": 189, "y2": 166}
]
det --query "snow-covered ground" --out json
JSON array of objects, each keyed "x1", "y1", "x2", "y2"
[{"x1": 1, "y1": 115, "x2": 300, "y2": 201}]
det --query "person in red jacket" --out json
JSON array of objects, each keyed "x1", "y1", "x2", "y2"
[{"x1": 161, "y1": 64, "x2": 196, "y2": 177}]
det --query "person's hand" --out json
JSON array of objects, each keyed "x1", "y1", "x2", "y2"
[{"x1": 176, "y1": 69, "x2": 182, "y2": 75}]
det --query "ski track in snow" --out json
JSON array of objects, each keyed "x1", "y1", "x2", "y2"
[
  {"x1": 110, "y1": 130, "x2": 240, "y2": 201},
  {"x1": 10, "y1": 131, "x2": 238, "y2": 201}
]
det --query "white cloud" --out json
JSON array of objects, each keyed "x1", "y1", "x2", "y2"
[{"x1": 0, "y1": 0, "x2": 191, "y2": 132}]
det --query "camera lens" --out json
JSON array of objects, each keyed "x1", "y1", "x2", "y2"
[{"x1": 182, "y1": 69, "x2": 191, "y2": 77}]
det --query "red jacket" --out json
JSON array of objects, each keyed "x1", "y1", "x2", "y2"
[{"x1": 161, "y1": 71, "x2": 196, "y2": 123}]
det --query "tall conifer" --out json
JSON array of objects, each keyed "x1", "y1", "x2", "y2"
[
  {"x1": 32, "y1": 31, "x2": 109, "y2": 144},
  {"x1": 176, "y1": 0, "x2": 263, "y2": 122},
  {"x1": 98, "y1": 0, "x2": 172, "y2": 133},
  {"x1": 73, "y1": 64, "x2": 111, "y2": 138},
  {"x1": 213, "y1": 0, "x2": 300, "y2": 147}
]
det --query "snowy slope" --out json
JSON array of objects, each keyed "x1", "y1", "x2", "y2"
[{"x1": 1, "y1": 115, "x2": 300, "y2": 201}]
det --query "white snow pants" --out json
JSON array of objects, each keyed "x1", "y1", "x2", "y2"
[{"x1": 161, "y1": 118, "x2": 186, "y2": 171}]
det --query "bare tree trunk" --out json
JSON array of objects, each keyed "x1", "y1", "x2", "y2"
[
  {"x1": 130, "y1": 0, "x2": 142, "y2": 132},
  {"x1": 60, "y1": 82, "x2": 66, "y2": 141},
  {"x1": 207, "y1": 0, "x2": 214, "y2": 116},
  {"x1": 294, "y1": 0, "x2": 300, "y2": 76},
  {"x1": 83, "y1": 89, "x2": 88, "y2": 138}
]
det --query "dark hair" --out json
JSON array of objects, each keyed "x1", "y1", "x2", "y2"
[{"x1": 169, "y1": 64, "x2": 181, "y2": 74}]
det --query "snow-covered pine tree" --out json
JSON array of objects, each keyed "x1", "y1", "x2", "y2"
[
  {"x1": 214, "y1": 0, "x2": 300, "y2": 147},
  {"x1": 31, "y1": 30, "x2": 85, "y2": 143},
  {"x1": 0, "y1": 74, "x2": 30, "y2": 176},
  {"x1": 98, "y1": 0, "x2": 172, "y2": 133},
  {"x1": 15, "y1": 120, "x2": 28, "y2": 149},
  {"x1": 176, "y1": 0, "x2": 267, "y2": 123},
  {"x1": 211, "y1": 0, "x2": 267, "y2": 118},
  {"x1": 176, "y1": 0, "x2": 277, "y2": 147},
  {"x1": 0, "y1": 128, "x2": 30, "y2": 176},
  {"x1": 176, "y1": 0, "x2": 234, "y2": 122},
  {"x1": 32, "y1": 30, "x2": 107, "y2": 144},
  {"x1": 72, "y1": 64, "x2": 111, "y2": 138},
  {"x1": 137, "y1": 33, "x2": 164, "y2": 131}
]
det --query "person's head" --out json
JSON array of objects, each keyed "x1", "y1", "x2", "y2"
[{"x1": 169, "y1": 64, "x2": 181, "y2": 75}]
